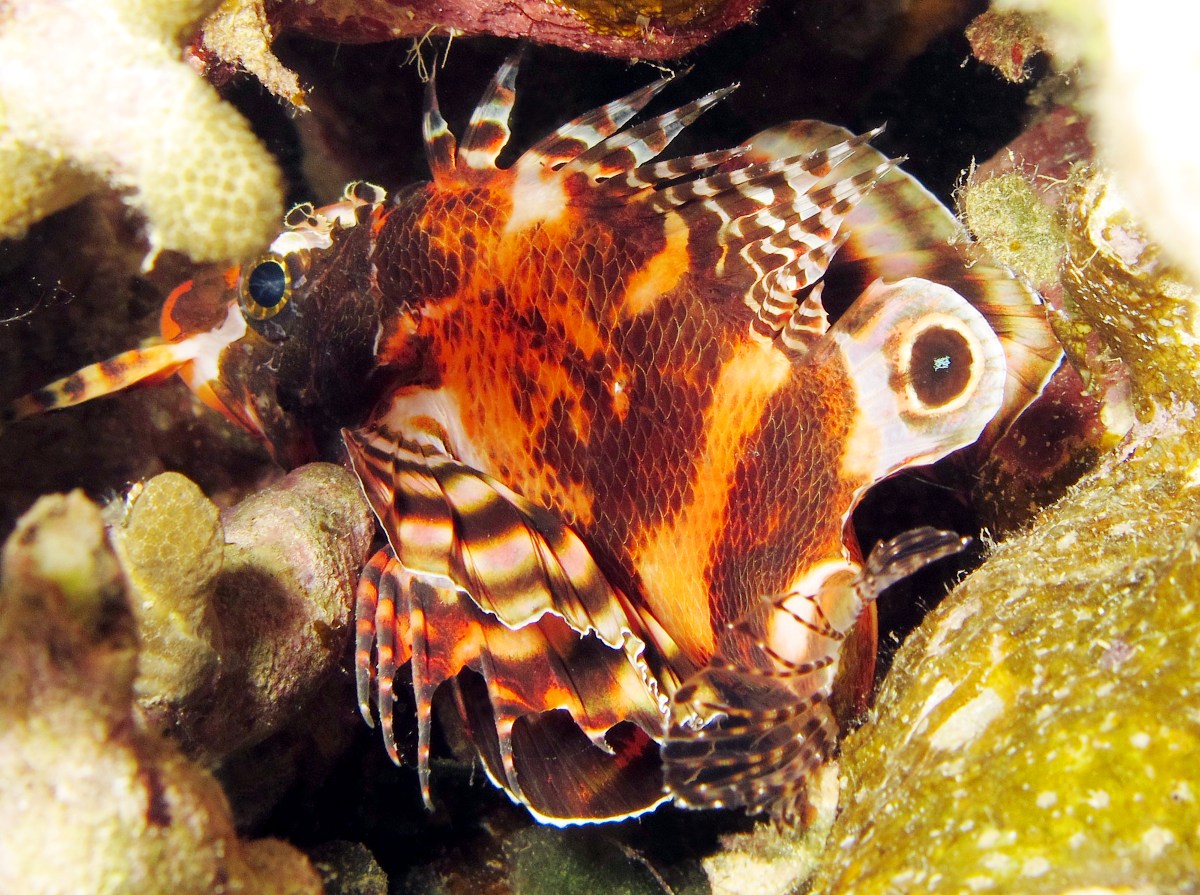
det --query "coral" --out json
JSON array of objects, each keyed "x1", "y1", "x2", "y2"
[
  {"x1": 806, "y1": 173, "x2": 1200, "y2": 893},
  {"x1": 0, "y1": 491, "x2": 321, "y2": 895},
  {"x1": 266, "y1": 0, "x2": 766, "y2": 60},
  {"x1": 199, "y1": 0, "x2": 307, "y2": 108},
  {"x1": 112, "y1": 464, "x2": 375, "y2": 761},
  {"x1": 995, "y1": 0, "x2": 1200, "y2": 290},
  {"x1": 0, "y1": 0, "x2": 284, "y2": 263}
]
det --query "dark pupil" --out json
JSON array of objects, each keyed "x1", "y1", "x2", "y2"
[
  {"x1": 247, "y1": 261, "x2": 287, "y2": 308},
  {"x1": 910, "y1": 327, "x2": 972, "y2": 407}
]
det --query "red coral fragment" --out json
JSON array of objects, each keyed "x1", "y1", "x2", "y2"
[{"x1": 267, "y1": 0, "x2": 765, "y2": 60}]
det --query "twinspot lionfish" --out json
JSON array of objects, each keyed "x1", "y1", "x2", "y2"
[{"x1": 7, "y1": 56, "x2": 1060, "y2": 824}]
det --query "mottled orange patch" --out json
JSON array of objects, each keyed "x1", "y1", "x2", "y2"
[
  {"x1": 417, "y1": 185, "x2": 620, "y2": 525},
  {"x1": 621, "y1": 213, "x2": 689, "y2": 320},
  {"x1": 632, "y1": 333, "x2": 793, "y2": 662}
]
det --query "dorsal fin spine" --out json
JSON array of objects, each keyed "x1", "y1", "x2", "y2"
[
  {"x1": 423, "y1": 67, "x2": 457, "y2": 182},
  {"x1": 458, "y1": 51, "x2": 522, "y2": 171},
  {"x1": 565, "y1": 85, "x2": 738, "y2": 179},
  {"x1": 521, "y1": 76, "x2": 677, "y2": 171}
]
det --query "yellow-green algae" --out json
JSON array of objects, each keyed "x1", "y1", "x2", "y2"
[
  {"x1": 958, "y1": 170, "x2": 1066, "y2": 291},
  {"x1": 807, "y1": 167, "x2": 1200, "y2": 892},
  {"x1": 0, "y1": 491, "x2": 321, "y2": 895}
]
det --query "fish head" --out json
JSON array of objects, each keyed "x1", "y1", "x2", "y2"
[{"x1": 7, "y1": 184, "x2": 393, "y2": 468}]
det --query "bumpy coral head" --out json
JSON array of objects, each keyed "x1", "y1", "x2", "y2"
[{"x1": 6, "y1": 183, "x2": 392, "y2": 469}]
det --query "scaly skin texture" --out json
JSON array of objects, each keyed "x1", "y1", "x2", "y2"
[
  {"x1": 0, "y1": 0, "x2": 283, "y2": 262},
  {"x1": 809, "y1": 168, "x2": 1200, "y2": 893},
  {"x1": 0, "y1": 491, "x2": 322, "y2": 895}
]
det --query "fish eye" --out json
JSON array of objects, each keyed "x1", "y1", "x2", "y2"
[{"x1": 239, "y1": 256, "x2": 290, "y2": 320}]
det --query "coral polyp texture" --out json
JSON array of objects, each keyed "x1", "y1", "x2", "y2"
[
  {"x1": 0, "y1": 0, "x2": 283, "y2": 263},
  {"x1": 111, "y1": 465, "x2": 373, "y2": 762},
  {"x1": 0, "y1": 491, "x2": 321, "y2": 895},
  {"x1": 267, "y1": 0, "x2": 764, "y2": 59}
]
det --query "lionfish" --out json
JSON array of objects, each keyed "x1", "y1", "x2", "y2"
[{"x1": 7, "y1": 56, "x2": 1060, "y2": 824}]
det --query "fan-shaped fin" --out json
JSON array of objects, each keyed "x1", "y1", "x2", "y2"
[
  {"x1": 744, "y1": 120, "x2": 1063, "y2": 445},
  {"x1": 354, "y1": 546, "x2": 668, "y2": 822},
  {"x1": 343, "y1": 424, "x2": 646, "y2": 651},
  {"x1": 346, "y1": 423, "x2": 673, "y2": 820}
]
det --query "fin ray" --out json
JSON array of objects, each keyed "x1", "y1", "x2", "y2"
[{"x1": 458, "y1": 51, "x2": 522, "y2": 171}]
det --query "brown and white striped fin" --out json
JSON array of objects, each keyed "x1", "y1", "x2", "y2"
[
  {"x1": 457, "y1": 52, "x2": 522, "y2": 171},
  {"x1": 744, "y1": 120, "x2": 1063, "y2": 445},
  {"x1": 343, "y1": 424, "x2": 643, "y2": 652},
  {"x1": 521, "y1": 76, "x2": 676, "y2": 170},
  {"x1": 656, "y1": 145, "x2": 893, "y2": 350},
  {"x1": 423, "y1": 67, "x2": 457, "y2": 183},
  {"x1": 559, "y1": 86, "x2": 737, "y2": 182},
  {"x1": 347, "y1": 427, "x2": 670, "y2": 821},
  {"x1": 665, "y1": 528, "x2": 968, "y2": 818}
]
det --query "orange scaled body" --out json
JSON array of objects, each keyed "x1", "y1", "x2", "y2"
[{"x1": 8, "y1": 58, "x2": 1060, "y2": 823}]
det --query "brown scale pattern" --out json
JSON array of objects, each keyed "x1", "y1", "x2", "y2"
[{"x1": 371, "y1": 177, "x2": 863, "y2": 674}]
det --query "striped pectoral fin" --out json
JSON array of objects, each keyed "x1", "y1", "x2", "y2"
[
  {"x1": 344, "y1": 423, "x2": 644, "y2": 653},
  {"x1": 664, "y1": 528, "x2": 970, "y2": 821},
  {"x1": 345, "y1": 423, "x2": 669, "y2": 820},
  {"x1": 357, "y1": 550, "x2": 667, "y2": 820},
  {"x1": 356, "y1": 545, "x2": 485, "y2": 808}
]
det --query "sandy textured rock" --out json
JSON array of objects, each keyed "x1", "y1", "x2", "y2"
[{"x1": 0, "y1": 491, "x2": 321, "y2": 895}]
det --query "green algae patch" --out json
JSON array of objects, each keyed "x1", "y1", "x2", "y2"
[{"x1": 959, "y1": 170, "x2": 1066, "y2": 288}]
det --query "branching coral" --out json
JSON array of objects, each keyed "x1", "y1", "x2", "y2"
[
  {"x1": 0, "y1": 491, "x2": 322, "y2": 895},
  {"x1": 0, "y1": 0, "x2": 284, "y2": 263}
]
